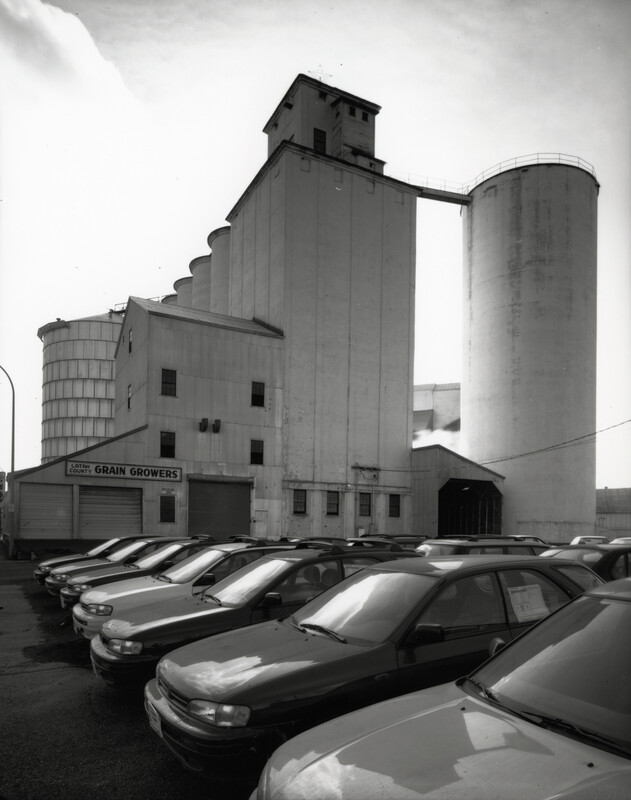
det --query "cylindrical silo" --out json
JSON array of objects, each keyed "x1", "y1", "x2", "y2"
[
  {"x1": 37, "y1": 311, "x2": 124, "y2": 463},
  {"x1": 190, "y1": 254, "x2": 212, "y2": 311},
  {"x1": 173, "y1": 276, "x2": 193, "y2": 308},
  {"x1": 207, "y1": 226, "x2": 231, "y2": 315},
  {"x1": 161, "y1": 293, "x2": 178, "y2": 306},
  {"x1": 461, "y1": 161, "x2": 599, "y2": 543}
]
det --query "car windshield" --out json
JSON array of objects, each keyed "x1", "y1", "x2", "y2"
[
  {"x1": 132, "y1": 543, "x2": 184, "y2": 569},
  {"x1": 292, "y1": 570, "x2": 437, "y2": 644},
  {"x1": 468, "y1": 593, "x2": 631, "y2": 756},
  {"x1": 104, "y1": 540, "x2": 148, "y2": 562},
  {"x1": 541, "y1": 548, "x2": 603, "y2": 566},
  {"x1": 158, "y1": 548, "x2": 235, "y2": 583},
  {"x1": 85, "y1": 538, "x2": 121, "y2": 557},
  {"x1": 203, "y1": 557, "x2": 294, "y2": 607}
]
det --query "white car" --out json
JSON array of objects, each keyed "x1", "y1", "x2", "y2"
[
  {"x1": 570, "y1": 535, "x2": 610, "y2": 545},
  {"x1": 251, "y1": 578, "x2": 631, "y2": 800}
]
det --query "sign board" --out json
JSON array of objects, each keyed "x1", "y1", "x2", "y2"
[{"x1": 66, "y1": 461, "x2": 182, "y2": 482}]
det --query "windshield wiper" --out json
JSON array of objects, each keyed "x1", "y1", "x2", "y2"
[
  {"x1": 204, "y1": 594, "x2": 222, "y2": 606},
  {"x1": 299, "y1": 623, "x2": 346, "y2": 643},
  {"x1": 516, "y1": 712, "x2": 630, "y2": 757},
  {"x1": 458, "y1": 676, "x2": 499, "y2": 703},
  {"x1": 157, "y1": 575, "x2": 172, "y2": 583}
]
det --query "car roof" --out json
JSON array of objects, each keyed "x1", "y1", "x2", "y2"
[
  {"x1": 363, "y1": 553, "x2": 581, "y2": 577},
  {"x1": 587, "y1": 577, "x2": 631, "y2": 600},
  {"x1": 257, "y1": 543, "x2": 410, "y2": 564},
  {"x1": 544, "y1": 543, "x2": 631, "y2": 553}
]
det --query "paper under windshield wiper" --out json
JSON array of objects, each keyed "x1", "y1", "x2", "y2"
[{"x1": 299, "y1": 623, "x2": 346, "y2": 643}]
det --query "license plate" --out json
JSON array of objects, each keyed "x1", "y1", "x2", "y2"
[{"x1": 146, "y1": 702, "x2": 162, "y2": 738}]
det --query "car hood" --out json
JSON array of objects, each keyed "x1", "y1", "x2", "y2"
[
  {"x1": 158, "y1": 619, "x2": 374, "y2": 706},
  {"x1": 101, "y1": 595, "x2": 236, "y2": 645},
  {"x1": 260, "y1": 683, "x2": 631, "y2": 800},
  {"x1": 50, "y1": 558, "x2": 111, "y2": 577},
  {"x1": 68, "y1": 565, "x2": 143, "y2": 587}
]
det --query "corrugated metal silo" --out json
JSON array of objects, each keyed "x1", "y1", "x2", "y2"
[
  {"x1": 37, "y1": 311, "x2": 124, "y2": 463},
  {"x1": 461, "y1": 160, "x2": 599, "y2": 542},
  {"x1": 173, "y1": 276, "x2": 193, "y2": 308},
  {"x1": 208, "y1": 226, "x2": 230, "y2": 315},
  {"x1": 190, "y1": 254, "x2": 212, "y2": 311}
]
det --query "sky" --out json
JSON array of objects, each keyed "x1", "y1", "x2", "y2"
[{"x1": 0, "y1": 0, "x2": 629, "y2": 487}]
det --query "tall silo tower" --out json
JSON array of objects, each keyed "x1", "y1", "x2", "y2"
[
  {"x1": 461, "y1": 159, "x2": 599, "y2": 542},
  {"x1": 38, "y1": 311, "x2": 124, "y2": 462}
]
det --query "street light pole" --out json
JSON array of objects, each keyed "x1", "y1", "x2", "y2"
[{"x1": 0, "y1": 363, "x2": 15, "y2": 474}]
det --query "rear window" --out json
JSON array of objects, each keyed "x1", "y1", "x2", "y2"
[{"x1": 554, "y1": 565, "x2": 603, "y2": 591}]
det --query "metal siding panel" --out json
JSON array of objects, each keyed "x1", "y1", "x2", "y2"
[
  {"x1": 79, "y1": 486, "x2": 142, "y2": 538},
  {"x1": 19, "y1": 484, "x2": 73, "y2": 539}
]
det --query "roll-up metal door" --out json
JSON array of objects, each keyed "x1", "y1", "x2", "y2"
[
  {"x1": 19, "y1": 483, "x2": 73, "y2": 540},
  {"x1": 79, "y1": 486, "x2": 142, "y2": 539},
  {"x1": 188, "y1": 480, "x2": 250, "y2": 540}
]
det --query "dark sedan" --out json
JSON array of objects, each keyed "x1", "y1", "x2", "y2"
[
  {"x1": 90, "y1": 544, "x2": 410, "y2": 690},
  {"x1": 33, "y1": 536, "x2": 146, "y2": 585},
  {"x1": 540, "y1": 543, "x2": 631, "y2": 581},
  {"x1": 143, "y1": 554, "x2": 602, "y2": 769}
]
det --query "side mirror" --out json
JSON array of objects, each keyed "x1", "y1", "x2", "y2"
[
  {"x1": 489, "y1": 637, "x2": 506, "y2": 657},
  {"x1": 413, "y1": 623, "x2": 445, "y2": 644},
  {"x1": 259, "y1": 592, "x2": 282, "y2": 608}
]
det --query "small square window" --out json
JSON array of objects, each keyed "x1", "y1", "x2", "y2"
[
  {"x1": 250, "y1": 439, "x2": 264, "y2": 465},
  {"x1": 160, "y1": 495, "x2": 176, "y2": 523},
  {"x1": 160, "y1": 431, "x2": 175, "y2": 459},
  {"x1": 359, "y1": 492, "x2": 371, "y2": 517},
  {"x1": 293, "y1": 489, "x2": 307, "y2": 515},
  {"x1": 313, "y1": 128, "x2": 326, "y2": 155},
  {"x1": 389, "y1": 494, "x2": 401, "y2": 518},
  {"x1": 348, "y1": 106, "x2": 356, "y2": 117},
  {"x1": 326, "y1": 491, "x2": 339, "y2": 516},
  {"x1": 161, "y1": 369, "x2": 177, "y2": 396},
  {"x1": 251, "y1": 381, "x2": 265, "y2": 407},
  {"x1": 362, "y1": 111, "x2": 368, "y2": 122}
]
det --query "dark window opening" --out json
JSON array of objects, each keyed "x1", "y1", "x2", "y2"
[
  {"x1": 160, "y1": 495, "x2": 176, "y2": 523},
  {"x1": 251, "y1": 381, "x2": 265, "y2": 407},
  {"x1": 327, "y1": 491, "x2": 339, "y2": 516},
  {"x1": 362, "y1": 111, "x2": 368, "y2": 122},
  {"x1": 294, "y1": 489, "x2": 307, "y2": 515},
  {"x1": 128, "y1": 329, "x2": 132, "y2": 353},
  {"x1": 161, "y1": 369, "x2": 177, "y2": 396},
  {"x1": 250, "y1": 439, "x2": 264, "y2": 465},
  {"x1": 389, "y1": 494, "x2": 401, "y2": 518},
  {"x1": 359, "y1": 492, "x2": 371, "y2": 517},
  {"x1": 127, "y1": 384, "x2": 131, "y2": 411},
  {"x1": 348, "y1": 106, "x2": 356, "y2": 117},
  {"x1": 313, "y1": 128, "x2": 326, "y2": 154},
  {"x1": 160, "y1": 431, "x2": 175, "y2": 459}
]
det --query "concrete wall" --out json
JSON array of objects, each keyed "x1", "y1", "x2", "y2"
[{"x1": 462, "y1": 164, "x2": 598, "y2": 541}]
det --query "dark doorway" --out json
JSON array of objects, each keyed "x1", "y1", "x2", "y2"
[
  {"x1": 438, "y1": 479, "x2": 502, "y2": 537},
  {"x1": 188, "y1": 480, "x2": 251, "y2": 540}
]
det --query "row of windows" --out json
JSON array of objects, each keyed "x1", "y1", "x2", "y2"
[
  {"x1": 128, "y1": 370, "x2": 267, "y2": 411},
  {"x1": 293, "y1": 489, "x2": 400, "y2": 518},
  {"x1": 159, "y1": 432, "x2": 266, "y2": 464}
]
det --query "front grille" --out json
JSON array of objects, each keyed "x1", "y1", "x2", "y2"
[{"x1": 158, "y1": 676, "x2": 189, "y2": 714}]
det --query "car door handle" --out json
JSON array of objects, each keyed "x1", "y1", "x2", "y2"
[{"x1": 374, "y1": 673, "x2": 390, "y2": 682}]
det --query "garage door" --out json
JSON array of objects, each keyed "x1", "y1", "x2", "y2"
[
  {"x1": 79, "y1": 486, "x2": 142, "y2": 539},
  {"x1": 19, "y1": 483, "x2": 73, "y2": 540},
  {"x1": 188, "y1": 480, "x2": 251, "y2": 540}
]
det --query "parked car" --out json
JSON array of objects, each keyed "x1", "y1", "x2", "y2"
[
  {"x1": 33, "y1": 536, "x2": 146, "y2": 585},
  {"x1": 58, "y1": 539, "x2": 213, "y2": 610},
  {"x1": 91, "y1": 543, "x2": 411, "y2": 689},
  {"x1": 611, "y1": 537, "x2": 631, "y2": 544},
  {"x1": 540, "y1": 543, "x2": 631, "y2": 581},
  {"x1": 43, "y1": 537, "x2": 188, "y2": 596},
  {"x1": 251, "y1": 576, "x2": 631, "y2": 799},
  {"x1": 72, "y1": 541, "x2": 292, "y2": 640},
  {"x1": 144, "y1": 554, "x2": 601, "y2": 769},
  {"x1": 570, "y1": 535, "x2": 610, "y2": 545},
  {"x1": 417, "y1": 537, "x2": 550, "y2": 556}
]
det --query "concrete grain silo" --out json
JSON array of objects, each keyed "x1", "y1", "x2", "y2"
[
  {"x1": 461, "y1": 159, "x2": 599, "y2": 542},
  {"x1": 38, "y1": 311, "x2": 124, "y2": 462}
]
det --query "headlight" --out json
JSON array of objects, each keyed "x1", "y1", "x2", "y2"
[
  {"x1": 84, "y1": 603, "x2": 113, "y2": 615},
  {"x1": 73, "y1": 584, "x2": 92, "y2": 592},
  {"x1": 107, "y1": 638, "x2": 143, "y2": 655},
  {"x1": 187, "y1": 699, "x2": 250, "y2": 727},
  {"x1": 56, "y1": 573, "x2": 69, "y2": 582},
  {"x1": 40, "y1": 566, "x2": 51, "y2": 574}
]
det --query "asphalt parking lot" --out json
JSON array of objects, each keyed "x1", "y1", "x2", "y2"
[{"x1": 0, "y1": 556, "x2": 260, "y2": 800}]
